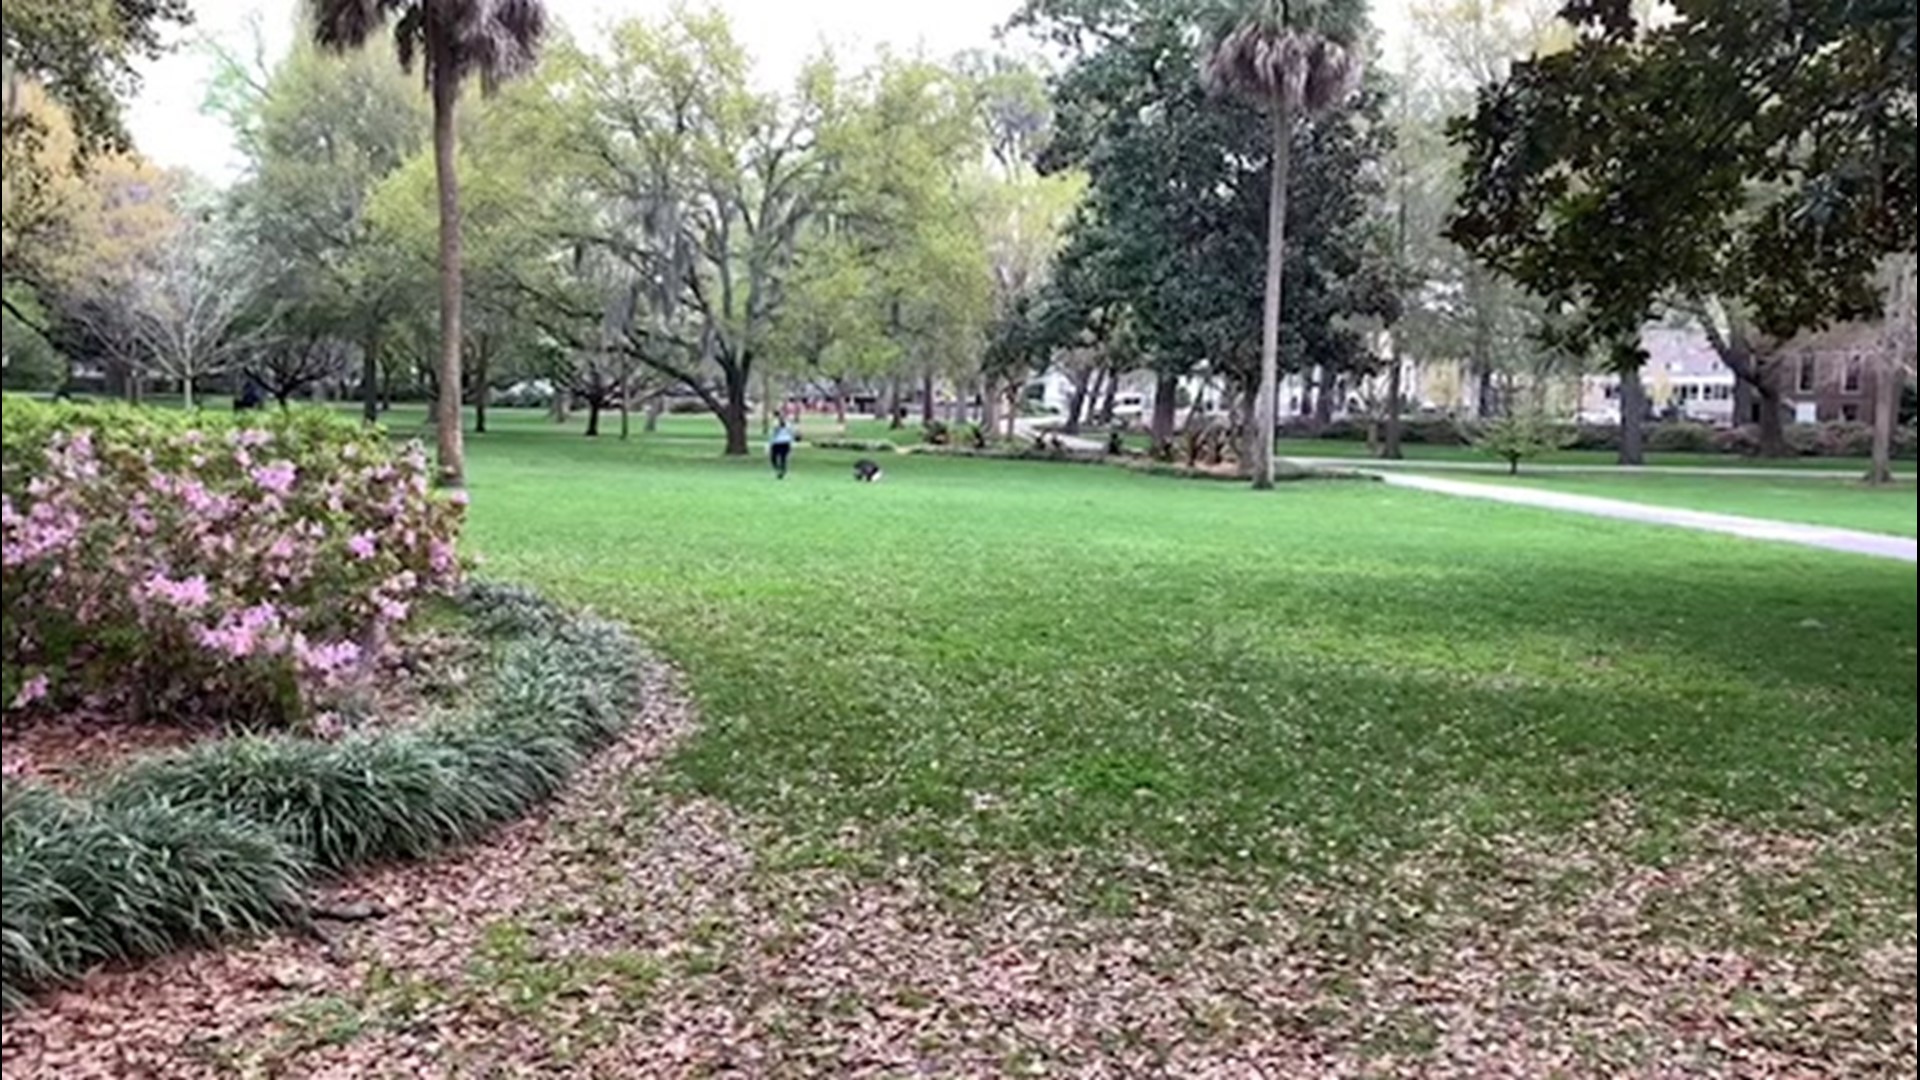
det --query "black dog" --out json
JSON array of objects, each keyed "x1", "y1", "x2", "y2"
[{"x1": 852, "y1": 458, "x2": 885, "y2": 483}]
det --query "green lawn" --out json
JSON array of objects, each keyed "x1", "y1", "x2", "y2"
[
  {"x1": 1446, "y1": 470, "x2": 1918, "y2": 536},
  {"x1": 445, "y1": 409, "x2": 1914, "y2": 891}
]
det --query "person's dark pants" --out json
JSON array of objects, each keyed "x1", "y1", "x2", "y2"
[{"x1": 770, "y1": 442, "x2": 791, "y2": 478}]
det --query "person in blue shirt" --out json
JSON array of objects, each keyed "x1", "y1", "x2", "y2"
[{"x1": 769, "y1": 416, "x2": 796, "y2": 479}]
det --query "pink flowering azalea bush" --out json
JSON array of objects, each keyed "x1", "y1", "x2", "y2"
[{"x1": 1, "y1": 399, "x2": 464, "y2": 724}]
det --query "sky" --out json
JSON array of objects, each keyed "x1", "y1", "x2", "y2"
[{"x1": 128, "y1": 0, "x2": 1414, "y2": 184}]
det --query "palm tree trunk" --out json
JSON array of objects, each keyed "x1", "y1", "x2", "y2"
[
  {"x1": 430, "y1": 34, "x2": 467, "y2": 487},
  {"x1": 1253, "y1": 99, "x2": 1292, "y2": 490}
]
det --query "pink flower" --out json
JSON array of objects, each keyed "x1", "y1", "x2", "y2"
[
  {"x1": 251, "y1": 461, "x2": 298, "y2": 496},
  {"x1": 10, "y1": 674, "x2": 50, "y2": 710},
  {"x1": 377, "y1": 596, "x2": 410, "y2": 622},
  {"x1": 268, "y1": 536, "x2": 297, "y2": 561},
  {"x1": 298, "y1": 638, "x2": 362, "y2": 675},
  {"x1": 428, "y1": 538, "x2": 458, "y2": 575},
  {"x1": 177, "y1": 479, "x2": 215, "y2": 514},
  {"x1": 230, "y1": 428, "x2": 272, "y2": 449},
  {"x1": 447, "y1": 489, "x2": 471, "y2": 508},
  {"x1": 347, "y1": 532, "x2": 377, "y2": 560},
  {"x1": 143, "y1": 573, "x2": 211, "y2": 611}
]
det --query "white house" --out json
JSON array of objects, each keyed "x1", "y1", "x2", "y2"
[{"x1": 1579, "y1": 326, "x2": 1737, "y2": 424}]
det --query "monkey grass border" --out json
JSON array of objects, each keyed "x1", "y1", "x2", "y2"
[{"x1": 0, "y1": 582, "x2": 648, "y2": 1011}]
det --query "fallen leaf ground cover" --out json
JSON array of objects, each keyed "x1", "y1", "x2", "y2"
[{"x1": 4, "y1": 409, "x2": 1913, "y2": 1075}]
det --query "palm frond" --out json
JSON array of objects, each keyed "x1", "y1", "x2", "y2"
[
  {"x1": 456, "y1": 0, "x2": 550, "y2": 92},
  {"x1": 1201, "y1": 15, "x2": 1361, "y2": 116},
  {"x1": 312, "y1": 0, "x2": 405, "y2": 52}
]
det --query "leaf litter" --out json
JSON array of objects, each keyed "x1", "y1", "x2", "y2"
[{"x1": 3, "y1": 655, "x2": 1912, "y2": 1078}]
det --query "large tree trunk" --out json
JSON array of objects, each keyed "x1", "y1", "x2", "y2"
[
  {"x1": 584, "y1": 399, "x2": 602, "y2": 438},
  {"x1": 834, "y1": 382, "x2": 848, "y2": 425},
  {"x1": 1252, "y1": 100, "x2": 1293, "y2": 489},
  {"x1": 361, "y1": 331, "x2": 381, "y2": 424},
  {"x1": 920, "y1": 372, "x2": 936, "y2": 424},
  {"x1": 1731, "y1": 374, "x2": 1754, "y2": 428},
  {"x1": 1753, "y1": 366, "x2": 1789, "y2": 458},
  {"x1": 181, "y1": 377, "x2": 195, "y2": 410},
  {"x1": 472, "y1": 333, "x2": 489, "y2": 435},
  {"x1": 886, "y1": 377, "x2": 903, "y2": 428},
  {"x1": 1098, "y1": 368, "x2": 1120, "y2": 426},
  {"x1": 722, "y1": 374, "x2": 750, "y2": 455},
  {"x1": 1313, "y1": 367, "x2": 1336, "y2": 426},
  {"x1": 1383, "y1": 344, "x2": 1404, "y2": 460},
  {"x1": 1005, "y1": 382, "x2": 1020, "y2": 440},
  {"x1": 1618, "y1": 365, "x2": 1646, "y2": 466},
  {"x1": 1063, "y1": 370, "x2": 1090, "y2": 435},
  {"x1": 1150, "y1": 371, "x2": 1178, "y2": 449},
  {"x1": 429, "y1": 33, "x2": 467, "y2": 487},
  {"x1": 1868, "y1": 366, "x2": 1896, "y2": 485},
  {"x1": 760, "y1": 371, "x2": 773, "y2": 436},
  {"x1": 644, "y1": 394, "x2": 662, "y2": 433},
  {"x1": 981, "y1": 379, "x2": 999, "y2": 437},
  {"x1": 1469, "y1": 267, "x2": 1495, "y2": 419}
]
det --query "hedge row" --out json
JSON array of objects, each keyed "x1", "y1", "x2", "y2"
[
  {"x1": 0, "y1": 583, "x2": 645, "y2": 1010},
  {"x1": 1275, "y1": 416, "x2": 1917, "y2": 457}
]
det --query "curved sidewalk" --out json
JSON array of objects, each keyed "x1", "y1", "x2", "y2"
[
  {"x1": 1289, "y1": 456, "x2": 1914, "y2": 480},
  {"x1": 1373, "y1": 472, "x2": 1917, "y2": 562}
]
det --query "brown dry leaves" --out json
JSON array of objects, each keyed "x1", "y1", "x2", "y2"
[{"x1": 3, "y1": 660, "x2": 1913, "y2": 1078}]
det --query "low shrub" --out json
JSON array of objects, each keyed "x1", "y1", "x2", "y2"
[
  {"x1": 1, "y1": 786, "x2": 306, "y2": 1011},
  {"x1": 1645, "y1": 421, "x2": 1717, "y2": 453},
  {"x1": 808, "y1": 438, "x2": 899, "y2": 453},
  {"x1": 921, "y1": 420, "x2": 951, "y2": 446},
  {"x1": 0, "y1": 584, "x2": 645, "y2": 1010},
  {"x1": 1813, "y1": 421, "x2": 1874, "y2": 458},
  {"x1": 1, "y1": 398, "x2": 463, "y2": 722}
]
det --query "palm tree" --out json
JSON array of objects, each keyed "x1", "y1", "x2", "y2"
[
  {"x1": 1202, "y1": 1, "x2": 1361, "y2": 489},
  {"x1": 311, "y1": 0, "x2": 547, "y2": 487}
]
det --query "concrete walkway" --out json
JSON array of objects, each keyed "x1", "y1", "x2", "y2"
[
  {"x1": 1282, "y1": 451, "x2": 1912, "y2": 476},
  {"x1": 1288, "y1": 456, "x2": 1914, "y2": 480},
  {"x1": 1013, "y1": 419, "x2": 1105, "y2": 452},
  {"x1": 1372, "y1": 471, "x2": 1917, "y2": 562}
]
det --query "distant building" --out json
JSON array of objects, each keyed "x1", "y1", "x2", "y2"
[
  {"x1": 1579, "y1": 326, "x2": 1735, "y2": 424},
  {"x1": 1580, "y1": 321, "x2": 1897, "y2": 426}
]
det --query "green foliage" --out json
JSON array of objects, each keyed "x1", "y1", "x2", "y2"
[
  {"x1": 1021, "y1": 0, "x2": 1396, "y2": 388},
  {"x1": 0, "y1": 395, "x2": 380, "y2": 503},
  {"x1": 0, "y1": 285, "x2": 65, "y2": 390},
  {"x1": 0, "y1": 585, "x2": 646, "y2": 1009},
  {"x1": 1645, "y1": 421, "x2": 1717, "y2": 454},
  {"x1": 1449, "y1": 0, "x2": 1917, "y2": 347},
  {"x1": 1, "y1": 0, "x2": 193, "y2": 151},
  {"x1": 1470, "y1": 410, "x2": 1573, "y2": 473},
  {"x1": 1, "y1": 786, "x2": 304, "y2": 1012}
]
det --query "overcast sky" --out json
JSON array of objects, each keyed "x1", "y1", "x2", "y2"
[{"x1": 128, "y1": 0, "x2": 1414, "y2": 184}]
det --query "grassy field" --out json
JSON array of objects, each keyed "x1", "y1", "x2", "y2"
[
  {"x1": 15, "y1": 404, "x2": 1908, "y2": 1073},
  {"x1": 445, "y1": 410, "x2": 1915, "y2": 877},
  {"x1": 1450, "y1": 470, "x2": 1917, "y2": 536}
]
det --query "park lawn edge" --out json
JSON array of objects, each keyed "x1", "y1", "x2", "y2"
[{"x1": 0, "y1": 581, "x2": 649, "y2": 1011}]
